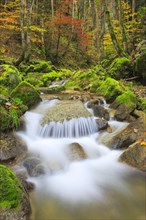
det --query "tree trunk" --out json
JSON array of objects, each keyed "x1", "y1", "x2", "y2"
[
  {"x1": 118, "y1": 0, "x2": 129, "y2": 53},
  {"x1": 103, "y1": 0, "x2": 127, "y2": 57},
  {"x1": 132, "y1": 0, "x2": 135, "y2": 20},
  {"x1": 99, "y1": 0, "x2": 105, "y2": 60},
  {"x1": 25, "y1": 0, "x2": 32, "y2": 62},
  {"x1": 15, "y1": 0, "x2": 26, "y2": 66}
]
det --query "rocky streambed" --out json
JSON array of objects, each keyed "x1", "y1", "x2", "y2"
[{"x1": 0, "y1": 93, "x2": 146, "y2": 220}]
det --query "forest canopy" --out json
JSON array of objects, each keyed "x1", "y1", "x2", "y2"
[{"x1": 0, "y1": 0, "x2": 145, "y2": 67}]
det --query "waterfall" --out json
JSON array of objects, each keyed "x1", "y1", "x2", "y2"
[
  {"x1": 39, "y1": 117, "x2": 97, "y2": 138},
  {"x1": 15, "y1": 99, "x2": 145, "y2": 220}
]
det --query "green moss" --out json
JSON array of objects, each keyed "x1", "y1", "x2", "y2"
[
  {"x1": 0, "y1": 96, "x2": 28, "y2": 132},
  {"x1": 0, "y1": 86, "x2": 9, "y2": 97},
  {"x1": 47, "y1": 85, "x2": 65, "y2": 93},
  {"x1": 108, "y1": 57, "x2": 132, "y2": 79},
  {"x1": 0, "y1": 165, "x2": 24, "y2": 210},
  {"x1": 0, "y1": 106, "x2": 20, "y2": 132},
  {"x1": 0, "y1": 65, "x2": 22, "y2": 91},
  {"x1": 11, "y1": 81, "x2": 41, "y2": 107},
  {"x1": 96, "y1": 77, "x2": 126, "y2": 101},
  {"x1": 25, "y1": 77, "x2": 43, "y2": 88},
  {"x1": 26, "y1": 61, "x2": 53, "y2": 73},
  {"x1": 116, "y1": 91, "x2": 138, "y2": 109},
  {"x1": 138, "y1": 97, "x2": 146, "y2": 112}
]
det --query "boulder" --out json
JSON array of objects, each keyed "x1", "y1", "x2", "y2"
[
  {"x1": 11, "y1": 81, "x2": 41, "y2": 108},
  {"x1": 66, "y1": 142, "x2": 87, "y2": 161},
  {"x1": 102, "y1": 126, "x2": 137, "y2": 149},
  {"x1": 119, "y1": 142, "x2": 146, "y2": 172},
  {"x1": 23, "y1": 157, "x2": 45, "y2": 177},
  {"x1": 0, "y1": 64, "x2": 22, "y2": 91},
  {"x1": 96, "y1": 118, "x2": 109, "y2": 131},
  {"x1": 41, "y1": 100, "x2": 91, "y2": 124},
  {"x1": 114, "y1": 104, "x2": 135, "y2": 121},
  {"x1": 93, "y1": 105, "x2": 109, "y2": 121},
  {"x1": 0, "y1": 165, "x2": 31, "y2": 220},
  {"x1": 0, "y1": 133, "x2": 27, "y2": 163}
]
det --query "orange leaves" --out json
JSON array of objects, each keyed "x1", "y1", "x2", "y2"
[{"x1": 0, "y1": 17, "x2": 18, "y2": 24}]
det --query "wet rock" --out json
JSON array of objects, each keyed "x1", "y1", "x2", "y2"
[
  {"x1": 96, "y1": 118, "x2": 109, "y2": 131},
  {"x1": 23, "y1": 157, "x2": 45, "y2": 177},
  {"x1": 41, "y1": 100, "x2": 91, "y2": 124},
  {"x1": 0, "y1": 133, "x2": 27, "y2": 163},
  {"x1": 93, "y1": 105, "x2": 109, "y2": 121},
  {"x1": 114, "y1": 104, "x2": 135, "y2": 121},
  {"x1": 119, "y1": 142, "x2": 146, "y2": 172},
  {"x1": 102, "y1": 126, "x2": 137, "y2": 149},
  {"x1": 17, "y1": 172, "x2": 35, "y2": 192},
  {"x1": 66, "y1": 142, "x2": 87, "y2": 161}
]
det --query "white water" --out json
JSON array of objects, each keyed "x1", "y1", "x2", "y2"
[{"x1": 16, "y1": 100, "x2": 145, "y2": 220}]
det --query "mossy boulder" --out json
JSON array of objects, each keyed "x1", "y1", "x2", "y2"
[
  {"x1": 0, "y1": 165, "x2": 24, "y2": 210},
  {"x1": 11, "y1": 81, "x2": 41, "y2": 108},
  {"x1": 96, "y1": 77, "x2": 126, "y2": 102},
  {"x1": 0, "y1": 96, "x2": 28, "y2": 132},
  {"x1": 0, "y1": 106, "x2": 20, "y2": 132},
  {"x1": 108, "y1": 57, "x2": 132, "y2": 79},
  {"x1": 115, "y1": 91, "x2": 137, "y2": 108},
  {"x1": 138, "y1": 97, "x2": 146, "y2": 112},
  {"x1": 0, "y1": 65, "x2": 22, "y2": 91}
]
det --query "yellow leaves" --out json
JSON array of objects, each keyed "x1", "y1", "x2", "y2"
[
  {"x1": 140, "y1": 141, "x2": 146, "y2": 146},
  {"x1": 30, "y1": 26, "x2": 47, "y2": 33}
]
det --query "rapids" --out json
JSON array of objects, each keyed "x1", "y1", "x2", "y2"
[{"x1": 16, "y1": 99, "x2": 145, "y2": 220}]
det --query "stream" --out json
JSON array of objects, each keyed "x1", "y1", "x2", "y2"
[{"x1": 16, "y1": 99, "x2": 145, "y2": 220}]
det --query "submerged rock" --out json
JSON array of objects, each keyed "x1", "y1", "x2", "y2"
[
  {"x1": 23, "y1": 157, "x2": 46, "y2": 177},
  {"x1": 41, "y1": 100, "x2": 91, "y2": 124},
  {"x1": 119, "y1": 142, "x2": 146, "y2": 172},
  {"x1": 66, "y1": 143, "x2": 87, "y2": 161}
]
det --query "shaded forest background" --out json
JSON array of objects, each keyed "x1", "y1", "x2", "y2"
[{"x1": 0, "y1": 0, "x2": 145, "y2": 68}]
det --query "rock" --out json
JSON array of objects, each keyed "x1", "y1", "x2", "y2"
[
  {"x1": 0, "y1": 64, "x2": 22, "y2": 91},
  {"x1": 41, "y1": 100, "x2": 91, "y2": 124},
  {"x1": 23, "y1": 157, "x2": 45, "y2": 177},
  {"x1": 93, "y1": 105, "x2": 109, "y2": 121},
  {"x1": 114, "y1": 104, "x2": 135, "y2": 121},
  {"x1": 96, "y1": 118, "x2": 109, "y2": 131},
  {"x1": 0, "y1": 133, "x2": 27, "y2": 163},
  {"x1": 66, "y1": 143, "x2": 87, "y2": 161},
  {"x1": 119, "y1": 142, "x2": 146, "y2": 172},
  {"x1": 11, "y1": 81, "x2": 41, "y2": 108},
  {"x1": 102, "y1": 126, "x2": 137, "y2": 149},
  {"x1": 0, "y1": 165, "x2": 31, "y2": 220}
]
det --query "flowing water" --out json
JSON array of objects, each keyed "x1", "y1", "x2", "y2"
[{"x1": 16, "y1": 99, "x2": 145, "y2": 220}]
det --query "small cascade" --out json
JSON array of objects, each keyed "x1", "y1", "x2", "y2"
[{"x1": 39, "y1": 117, "x2": 97, "y2": 138}]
